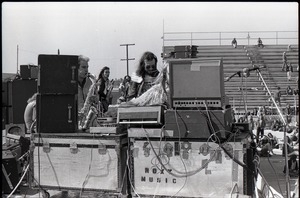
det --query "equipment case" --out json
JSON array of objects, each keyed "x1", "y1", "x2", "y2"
[
  {"x1": 128, "y1": 133, "x2": 254, "y2": 197},
  {"x1": 30, "y1": 133, "x2": 128, "y2": 196}
]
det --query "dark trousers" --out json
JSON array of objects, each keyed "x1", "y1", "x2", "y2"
[
  {"x1": 282, "y1": 61, "x2": 288, "y2": 71},
  {"x1": 256, "y1": 127, "x2": 264, "y2": 143}
]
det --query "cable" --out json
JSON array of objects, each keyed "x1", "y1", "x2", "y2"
[
  {"x1": 7, "y1": 164, "x2": 30, "y2": 198},
  {"x1": 202, "y1": 103, "x2": 257, "y2": 175},
  {"x1": 126, "y1": 149, "x2": 141, "y2": 198},
  {"x1": 143, "y1": 129, "x2": 218, "y2": 177},
  {"x1": 80, "y1": 135, "x2": 95, "y2": 197},
  {"x1": 17, "y1": 151, "x2": 30, "y2": 161},
  {"x1": 257, "y1": 168, "x2": 276, "y2": 198}
]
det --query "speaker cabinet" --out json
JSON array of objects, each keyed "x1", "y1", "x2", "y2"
[
  {"x1": 7, "y1": 79, "x2": 38, "y2": 124},
  {"x1": 36, "y1": 94, "x2": 78, "y2": 133},
  {"x1": 38, "y1": 54, "x2": 79, "y2": 94},
  {"x1": 20, "y1": 65, "x2": 38, "y2": 79}
]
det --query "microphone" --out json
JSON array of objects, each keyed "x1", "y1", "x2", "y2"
[
  {"x1": 242, "y1": 65, "x2": 266, "y2": 77},
  {"x1": 225, "y1": 71, "x2": 241, "y2": 82},
  {"x1": 225, "y1": 65, "x2": 265, "y2": 82},
  {"x1": 247, "y1": 65, "x2": 266, "y2": 72}
]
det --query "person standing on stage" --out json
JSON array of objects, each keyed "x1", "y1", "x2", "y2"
[
  {"x1": 97, "y1": 66, "x2": 114, "y2": 114},
  {"x1": 127, "y1": 51, "x2": 160, "y2": 100},
  {"x1": 78, "y1": 55, "x2": 94, "y2": 111}
]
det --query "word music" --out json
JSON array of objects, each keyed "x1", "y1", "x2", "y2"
[{"x1": 140, "y1": 167, "x2": 177, "y2": 184}]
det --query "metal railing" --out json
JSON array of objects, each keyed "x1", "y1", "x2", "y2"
[{"x1": 162, "y1": 31, "x2": 298, "y2": 46}]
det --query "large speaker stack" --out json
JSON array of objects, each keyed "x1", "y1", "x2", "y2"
[
  {"x1": 162, "y1": 45, "x2": 198, "y2": 59},
  {"x1": 3, "y1": 66, "x2": 38, "y2": 130},
  {"x1": 174, "y1": 45, "x2": 198, "y2": 59},
  {"x1": 36, "y1": 54, "x2": 79, "y2": 133}
]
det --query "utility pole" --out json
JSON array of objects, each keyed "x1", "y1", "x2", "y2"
[
  {"x1": 17, "y1": 45, "x2": 19, "y2": 74},
  {"x1": 120, "y1": 44, "x2": 135, "y2": 76}
]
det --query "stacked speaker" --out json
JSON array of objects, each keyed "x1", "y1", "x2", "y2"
[
  {"x1": 174, "y1": 45, "x2": 198, "y2": 59},
  {"x1": 2, "y1": 65, "x2": 38, "y2": 131},
  {"x1": 37, "y1": 55, "x2": 79, "y2": 133}
]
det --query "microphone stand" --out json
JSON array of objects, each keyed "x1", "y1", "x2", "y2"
[{"x1": 256, "y1": 69, "x2": 291, "y2": 198}]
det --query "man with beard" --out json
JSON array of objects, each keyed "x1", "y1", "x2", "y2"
[{"x1": 127, "y1": 51, "x2": 160, "y2": 100}]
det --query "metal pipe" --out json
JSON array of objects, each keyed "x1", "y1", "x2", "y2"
[{"x1": 257, "y1": 70, "x2": 290, "y2": 198}]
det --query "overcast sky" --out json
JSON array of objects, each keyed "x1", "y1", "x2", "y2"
[{"x1": 2, "y1": 2, "x2": 298, "y2": 79}]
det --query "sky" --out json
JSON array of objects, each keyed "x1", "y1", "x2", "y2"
[{"x1": 2, "y1": 2, "x2": 298, "y2": 80}]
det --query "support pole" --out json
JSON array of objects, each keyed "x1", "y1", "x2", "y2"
[
  {"x1": 17, "y1": 45, "x2": 19, "y2": 74},
  {"x1": 120, "y1": 44, "x2": 135, "y2": 76},
  {"x1": 257, "y1": 70, "x2": 290, "y2": 198}
]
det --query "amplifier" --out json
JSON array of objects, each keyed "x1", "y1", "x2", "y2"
[
  {"x1": 164, "y1": 109, "x2": 232, "y2": 139},
  {"x1": 174, "y1": 45, "x2": 198, "y2": 52},
  {"x1": 172, "y1": 96, "x2": 229, "y2": 109},
  {"x1": 174, "y1": 51, "x2": 197, "y2": 58},
  {"x1": 20, "y1": 65, "x2": 38, "y2": 79},
  {"x1": 117, "y1": 106, "x2": 164, "y2": 125}
]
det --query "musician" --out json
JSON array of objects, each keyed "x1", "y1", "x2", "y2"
[
  {"x1": 97, "y1": 66, "x2": 113, "y2": 114},
  {"x1": 78, "y1": 55, "x2": 93, "y2": 111},
  {"x1": 127, "y1": 51, "x2": 159, "y2": 101}
]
